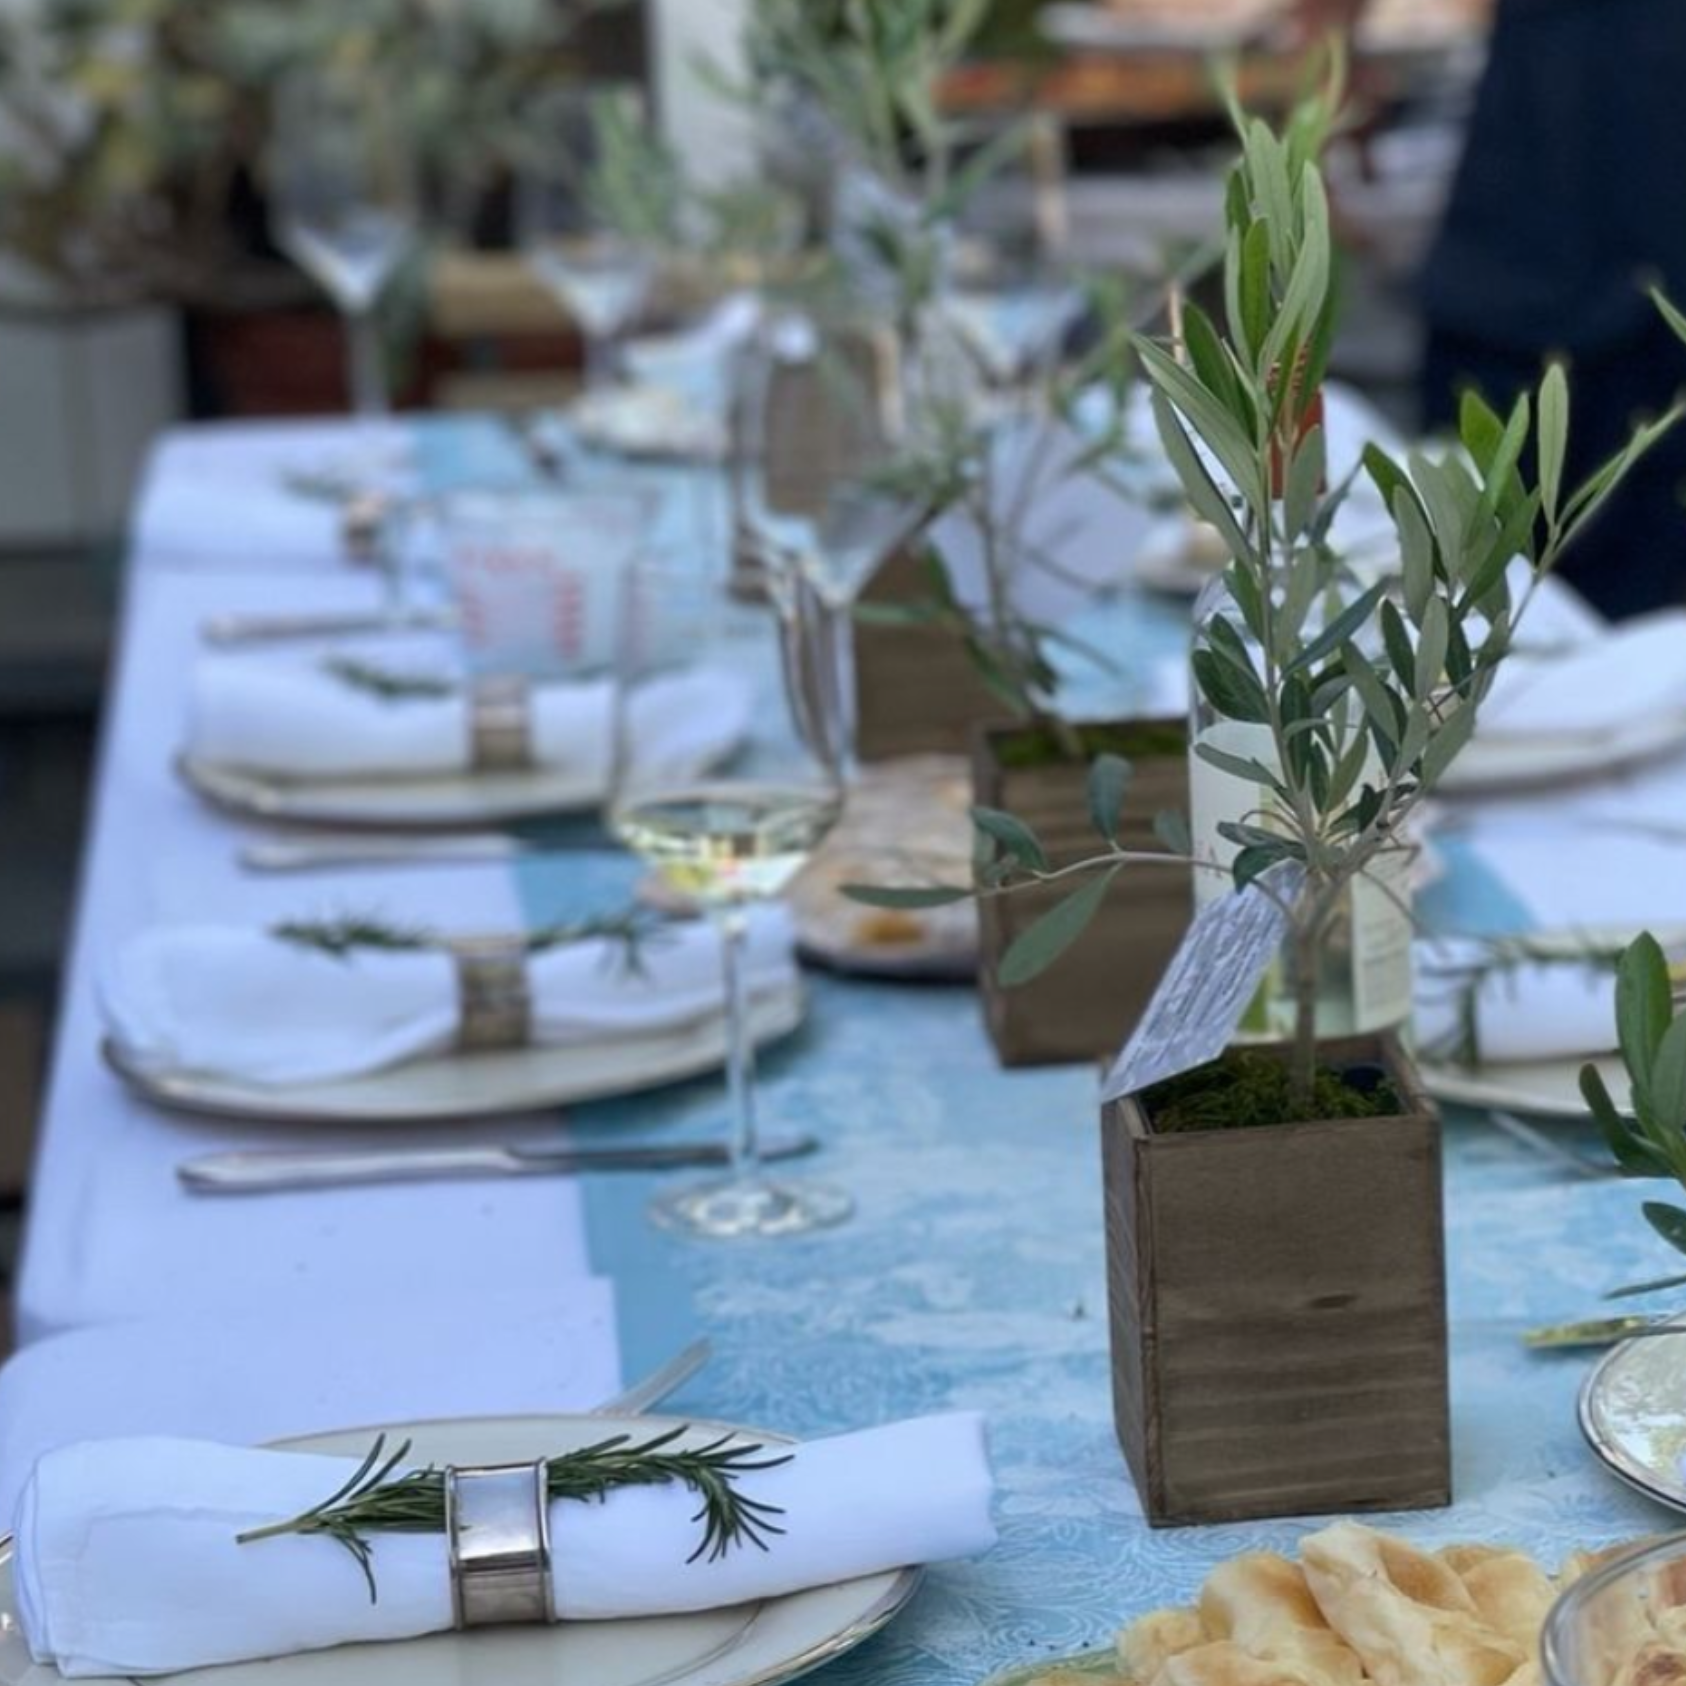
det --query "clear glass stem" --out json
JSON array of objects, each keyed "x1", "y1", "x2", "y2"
[
  {"x1": 716, "y1": 904, "x2": 761, "y2": 1182},
  {"x1": 348, "y1": 308, "x2": 388, "y2": 419},
  {"x1": 582, "y1": 328, "x2": 617, "y2": 397}
]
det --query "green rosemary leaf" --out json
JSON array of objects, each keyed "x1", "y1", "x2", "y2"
[
  {"x1": 238, "y1": 1426, "x2": 795, "y2": 1602},
  {"x1": 322, "y1": 656, "x2": 457, "y2": 702}
]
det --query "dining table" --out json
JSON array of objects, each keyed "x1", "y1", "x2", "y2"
[{"x1": 8, "y1": 405, "x2": 1686, "y2": 1686}]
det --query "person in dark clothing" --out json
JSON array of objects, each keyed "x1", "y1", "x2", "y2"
[{"x1": 1299, "y1": 0, "x2": 1686, "y2": 618}]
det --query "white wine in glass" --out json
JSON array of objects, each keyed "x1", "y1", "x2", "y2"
[
  {"x1": 608, "y1": 555, "x2": 852, "y2": 1240},
  {"x1": 615, "y1": 783, "x2": 842, "y2": 906}
]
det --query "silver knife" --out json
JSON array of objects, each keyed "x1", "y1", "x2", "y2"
[
  {"x1": 202, "y1": 608, "x2": 455, "y2": 648},
  {"x1": 240, "y1": 833, "x2": 538, "y2": 873},
  {"x1": 179, "y1": 1131, "x2": 817, "y2": 1194}
]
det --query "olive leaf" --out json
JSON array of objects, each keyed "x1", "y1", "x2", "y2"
[{"x1": 998, "y1": 867, "x2": 1120, "y2": 987}]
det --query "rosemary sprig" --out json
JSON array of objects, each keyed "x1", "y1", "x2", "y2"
[
  {"x1": 322, "y1": 655, "x2": 457, "y2": 702},
  {"x1": 271, "y1": 908, "x2": 667, "y2": 975},
  {"x1": 236, "y1": 1427, "x2": 793, "y2": 1603}
]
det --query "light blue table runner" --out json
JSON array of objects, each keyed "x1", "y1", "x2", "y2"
[{"x1": 415, "y1": 416, "x2": 1679, "y2": 1686}]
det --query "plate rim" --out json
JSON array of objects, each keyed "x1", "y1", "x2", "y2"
[
  {"x1": 1578, "y1": 1335, "x2": 1686, "y2": 1514},
  {"x1": 0, "y1": 1409, "x2": 924, "y2": 1686},
  {"x1": 99, "y1": 982, "x2": 807, "y2": 1125},
  {"x1": 176, "y1": 752, "x2": 600, "y2": 829}
]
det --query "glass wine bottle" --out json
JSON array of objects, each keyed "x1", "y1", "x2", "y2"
[{"x1": 1187, "y1": 570, "x2": 1414, "y2": 1044}]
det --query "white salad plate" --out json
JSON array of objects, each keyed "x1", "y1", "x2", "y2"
[
  {"x1": 102, "y1": 985, "x2": 806, "y2": 1125},
  {"x1": 0, "y1": 1412, "x2": 922, "y2": 1686}
]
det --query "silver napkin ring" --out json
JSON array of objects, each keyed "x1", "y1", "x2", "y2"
[
  {"x1": 469, "y1": 675, "x2": 535, "y2": 771},
  {"x1": 445, "y1": 1460, "x2": 554, "y2": 1629},
  {"x1": 451, "y1": 937, "x2": 533, "y2": 1052}
]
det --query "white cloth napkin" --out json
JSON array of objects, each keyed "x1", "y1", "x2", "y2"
[
  {"x1": 102, "y1": 907, "x2": 796, "y2": 1085},
  {"x1": 132, "y1": 423, "x2": 415, "y2": 572},
  {"x1": 1474, "y1": 610, "x2": 1686, "y2": 739},
  {"x1": 16, "y1": 1413, "x2": 996, "y2": 1677},
  {"x1": 0, "y1": 1289, "x2": 621, "y2": 1525},
  {"x1": 1413, "y1": 937, "x2": 1619, "y2": 1064},
  {"x1": 186, "y1": 648, "x2": 753, "y2": 784}
]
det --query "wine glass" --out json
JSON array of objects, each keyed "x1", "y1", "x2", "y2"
[
  {"x1": 740, "y1": 317, "x2": 933, "y2": 607},
  {"x1": 268, "y1": 64, "x2": 417, "y2": 419},
  {"x1": 516, "y1": 87, "x2": 659, "y2": 399},
  {"x1": 607, "y1": 552, "x2": 853, "y2": 1239},
  {"x1": 942, "y1": 116, "x2": 1082, "y2": 394}
]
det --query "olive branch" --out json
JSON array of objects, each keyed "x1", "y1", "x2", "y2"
[
  {"x1": 236, "y1": 1427, "x2": 793, "y2": 1604},
  {"x1": 847, "y1": 54, "x2": 1686, "y2": 1108}
]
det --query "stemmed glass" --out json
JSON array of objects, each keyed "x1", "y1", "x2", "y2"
[
  {"x1": 737, "y1": 316, "x2": 934, "y2": 756},
  {"x1": 942, "y1": 117, "x2": 1082, "y2": 395},
  {"x1": 607, "y1": 552, "x2": 853, "y2": 1239},
  {"x1": 268, "y1": 64, "x2": 418, "y2": 419},
  {"x1": 516, "y1": 87, "x2": 658, "y2": 399}
]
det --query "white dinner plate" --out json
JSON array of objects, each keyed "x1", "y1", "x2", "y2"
[
  {"x1": 102, "y1": 984, "x2": 806, "y2": 1125},
  {"x1": 0, "y1": 1412, "x2": 923, "y2": 1686},
  {"x1": 1416, "y1": 1051, "x2": 1619, "y2": 1120},
  {"x1": 1438, "y1": 707, "x2": 1686, "y2": 796},
  {"x1": 178, "y1": 753, "x2": 608, "y2": 829},
  {"x1": 1580, "y1": 1327, "x2": 1686, "y2": 1514}
]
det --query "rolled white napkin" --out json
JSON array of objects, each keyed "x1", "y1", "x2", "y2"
[
  {"x1": 102, "y1": 907, "x2": 796, "y2": 1085},
  {"x1": 1414, "y1": 937, "x2": 1618, "y2": 1064},
  {"x1": 1474, "y1": 610, "x2": 1686, "y2": 740},
  {"x1": 186, "y1": 649, "x2": 753, "y2": 785},
  {"x1": 16, "y1": 1413, "x2": 997, "y2": 1677}
]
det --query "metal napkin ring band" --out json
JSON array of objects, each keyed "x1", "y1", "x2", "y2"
[
  {"x1": 445, "y1": 1460, "x2": 554, "y2": 1629},
  {"x1": 452, "y1": 938, "x2": 533, "y2": 1052},
  {"x1": 469, "y1": 675, "x2": 535, "y2": 771}
]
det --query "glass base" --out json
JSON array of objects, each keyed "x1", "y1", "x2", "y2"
[{"x1": 648, "y1": 1174, "x2": 854, "y2": 1240}]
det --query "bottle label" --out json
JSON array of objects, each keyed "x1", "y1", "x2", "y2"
[{"x1": 1189, "y1": 721, "x2": 1413, "y2": 1035}]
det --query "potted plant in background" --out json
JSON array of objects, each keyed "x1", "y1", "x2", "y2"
[
  {"x1": 856, "y1": 293, "x2": 1195, "y2": 1064},
  {"x1": 851, "y1": 59, "x2": 1686, "y2": 1523},
  {"x1": 0, "y1": 0, "x2": 621, "y2": 412}
]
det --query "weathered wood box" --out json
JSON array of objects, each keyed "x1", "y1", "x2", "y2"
[
  {"x1": 854, "y1": 547, "x2": 1004, "y2": 762},
  {"x1": 974, "y1": 718, "x2": 1192, "y2": 1067},
  {"x1": 1101, "y1": 1033, "x2": 1451, "y2": 1525}
]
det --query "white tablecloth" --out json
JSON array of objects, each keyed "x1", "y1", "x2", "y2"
[{"x1": 7, "y1": 426, "x2": 625, "y2": 1503}]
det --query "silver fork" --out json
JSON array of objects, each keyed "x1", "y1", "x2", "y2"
[{"x1": 588, "y1": 1339, "x2": 713, "y2": 1415}]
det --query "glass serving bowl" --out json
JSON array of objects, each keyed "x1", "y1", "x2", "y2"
[{"x1": 1541, "y1": 1533, "x2": 1686, "y2": 1686}]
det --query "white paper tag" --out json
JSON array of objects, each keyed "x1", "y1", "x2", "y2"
[{"x1": 1100, "y1": 862, "x2": 1306, "y2": 1103}]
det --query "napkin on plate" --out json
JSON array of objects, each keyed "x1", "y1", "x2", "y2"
[
  {"x1": 1473, "y1": 610, "x2": 1686, "y2": 740},
  {"x1": 102, "y1": 906, "x2": 796, "y2": 1085},
  {"x1": 185, "y1": 648, "x2": 753, "y2": 785},
  {"x1": 15, "y1": 1413, "x2": 996, "y2": 1677},
  {"x1": 1413, "y1": 937, "x2": 1619, "y2": 1065}
]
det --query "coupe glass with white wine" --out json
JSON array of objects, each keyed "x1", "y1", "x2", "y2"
[
  {"x1": 268, "y1": 64, "x2": 417, "y2": 419},
  {"x1": 608, "y1": 553, "x2": 852, "y2": 1240}
]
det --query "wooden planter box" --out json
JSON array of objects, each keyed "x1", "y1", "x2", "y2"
[
  {"x1": 854, "y1": 547, "x2": 1003, "y2": 761},
  {"x1": 1102, "y1": 1034, "x2": 1451, "y2": 1526},
  {"x1": 974, "y1": 719, "x2": 1192, "y2": 1066}
]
